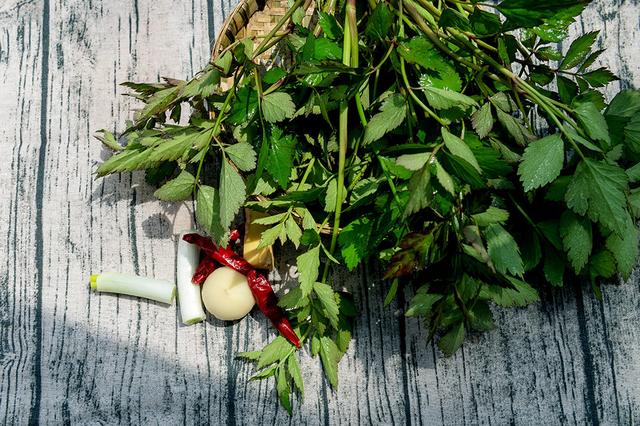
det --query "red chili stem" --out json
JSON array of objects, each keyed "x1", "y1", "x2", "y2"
[{"x1": 182, "y1": 233, "x2": 301, "y2": 348}]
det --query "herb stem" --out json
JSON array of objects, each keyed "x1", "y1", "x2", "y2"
[{"x1": 253, "y1": 0, "x2": 305, "y2": 58}]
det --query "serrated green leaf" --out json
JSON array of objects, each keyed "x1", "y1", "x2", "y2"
[
  {"x1": 338, "y1": 217, "x2": 373, "y2": 270},
  {"x1": 624, "y1": 114, "x2": 640, "y2": 152},
  {"x1": 472, "y1": 103, "x2": 493, "y2": 139},
  {"x1": 297, "y1": 245, "x2": 320, "y2": 296},
  {"x1": 482, "y1": 277, "x2": 539, "y2": 307},
  {"x1": 219, "y1": 160, "x2": 246, "y2": 231},
  {"x1": 398, "y1": 37, "x2": 451, "y2": 73},
  {"x1": 606, "y1": 218, "x2": 639, "y2": 279},
  {"x1": 518, "y1": 133, "x2": 564, "y2": 191},
  {"x1": 196, "y1": 185, "x2": 226, "y2": 244},
  {"x1": 136, "y1": 85, "x2": 182, "y2": 124},
  {"x1": 319, "y1": 12, "x2": 342, "y2": 40},
  {"x1": 404, "y1": 163, "x2": 432, "y2": 217},
  {"x1": 582, "y1": 68, "x2": 618, "y2": 88},
  {"x1": 496, "y1": 0, "x2": 587, "y2": 29},
  {"x1": 266, "y1": 127, "x2": 296, "y2": 189},
  {"x1": 469, "y1": 8, "x2": 502, "y2": 36},
  {"x1": 574, "y1": 102, "x2": 610, "y2": 147},
  {"x1": 565, "y1": 158, "x2": 629, "y2": 236},
  {"x1": 153, "y1": 170, "x2": 194, "y2": 201},
  {"x1": 258, "y1": 336, "x2": 291, "y2": 369},
  {"x1": 95, "y1": 130, "x2": 123, "y2": 151},
  {"x1": 95, "y1": 147, "x2": 151, "y2": 177},
  {"x1": 472, "y1": 207, "x2": 510, "y2": 226},
  {"x1": 314, "y1": 282, "x2": 340, "y2": 329},
  {"x1": 324, "y1": 178, "x2": 347, "y2": 213},
  {"x1": 288, "y1": 355, "x2": 304, "y2": 396},
  {"x1": 285, "y1": 216, "x2": 303, "y2": 248},
  {"x1": 319, "y1": 336, "x2": 340, "y2": 387},
  {"x1": 406, "y1": 290, "x2": 442, "y2": 317},
  {"x1": 434, "y1": 159, "x2": 455, "y2": 195},
  {"x1": 276, "y1": 367, "x2": 292, "y2": 413},
  {"x1": 438, "y1": 322, "x2": 465, "y2": 356},
  {"x1": 422, "y1": 85, "x2": 478, "y2": 111},
  {"x1": 590, "y1": 250, "x2": 616, "y2": 279},
  {"x1": 469, "y1": 301, "x2": 495, "y2": 331},
  {"x1": 249, "y1": 365, "x2": 277, "y2": 380},
  {"x1": 559, "y1": 210, "x2": 593, "y2": 273},
  {"x1": 258, "y1": 222, "x2": 285, "y2": 248},
  {"x1": 212, "y1": 51, "x2": 233, "y2": 75},
  {"x1": 442, "y1": 128, "x2": 481, "y2": 173},
  {"x1": 543, "y1": 249, "x2": 565, "y2": 286},
  {"x1": 262, "y1": 92, "x2": 296, "y2": 123},
  {"x1": 365, "y1": 3, "x2": 393, "y2": 40},
  {"x1": 237, "y1": 351, "x2": 261, "y2": 361},
  {"x1": 495, "y1": 108, "x2": 535, "y2": 146},
  {"x1": 363, "y1": 94, "x2": 407, "y2": 145},
  {"x1": 229, "y1": 86, "x2": 258, "y2": 125},
  {"x1": 224, "y1": 143, "x2": 256, "y2": 172},
  {"x1": 485, "y1": 223, "x2": 524, "y2": 276},
  {"x1": 560, "y1": 31, "x2": 598, "y2": 70},
  {"x1": 396, "y1": 152, "x2": 430, "y2": 171}
]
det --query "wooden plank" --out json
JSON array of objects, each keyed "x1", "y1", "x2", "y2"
[
  {"x1": 0, "y1": 2, "x2": 46, "y2": 423},
  {"x1": 34, "y1": 0, "x2": 230, "y2": 424}
]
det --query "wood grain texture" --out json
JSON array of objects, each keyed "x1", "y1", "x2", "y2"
[{"x1": 0, "y1": 0, "x2": 639, "y2": 425}]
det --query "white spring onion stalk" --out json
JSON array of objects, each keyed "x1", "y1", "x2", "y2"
[
  {"x1": 177, "y1": 232, "x2": 207, "y2": 325},
  {"x1": 89, "y1": 272, "x2": 176, "y2": 304}
]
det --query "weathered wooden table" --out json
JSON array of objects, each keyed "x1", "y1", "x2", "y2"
[{"x1": 1, "y1": 1, "x2": 639, "y2": 424}]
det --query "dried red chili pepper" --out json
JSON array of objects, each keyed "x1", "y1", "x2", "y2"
[
  {"x1": 192, "y1": 257, "x2": 216, "y2": 285},
  {"x1": 247, "y1": 270, "x2": 301, "y2": 348},
  {"x1": 229, "y1": 229, "x2": 241, "y2": 242},
  {"x1": 182, "y1": 233, "x2": 301, "y2": 347}
]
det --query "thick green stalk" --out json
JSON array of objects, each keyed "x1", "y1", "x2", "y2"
[{"x1": 323, "y1": 0, "x2": 357, "y2": 284}]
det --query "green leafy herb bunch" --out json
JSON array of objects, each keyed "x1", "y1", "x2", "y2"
[{"x1": 95, "y1": 0, "x2": 640, "y2": 411}]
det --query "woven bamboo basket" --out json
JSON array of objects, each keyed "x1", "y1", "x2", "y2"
[{"x1": 211, "y1": 0, "x2": 316, "y2": 62}]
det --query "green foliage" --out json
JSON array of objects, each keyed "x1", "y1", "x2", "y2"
[{"x1": 96, "y1": 0, "x2": 640, "y2": 412}]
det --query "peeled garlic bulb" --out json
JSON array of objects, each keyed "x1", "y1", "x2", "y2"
[{"x1": 201, "y1": 267, "x2": 255, "y2": 320}]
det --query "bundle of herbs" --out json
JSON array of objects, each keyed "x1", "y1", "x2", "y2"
[{"x1": 95, "y1": 0, "x2": 640, "y2": 411}]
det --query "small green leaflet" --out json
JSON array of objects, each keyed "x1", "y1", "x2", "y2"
[
  {"x1": 518, "y1": 133, "x2": 564, "y2": 191},
  {"x1": 224, "y1": 143, "x2": 257, "y2": 172},
  {"x1": 363, "y1": 94, "x2": 407, "y2": 145},
  {"x1": 365, "y1": 3, "x2": 392, "y2": 41},
  {"x1": 422, "y1": 85, "x2": 478, "y2": 111},
  {"x1": 559, "y1": 210, "x2": 593, "y2": 273},
  {"x1": 471, "y1": 103, "x2": 493, "y2": 139},
  {"x1": 324, "y1": 178, "x2": 347, "y2": 212},
  {"x1": 472, "y1": 207, "x2": 510, "y2": 227},
  {"x1": 95, "y1": 147, "x2": 150, "y2": 177},
  {"x1": 266, "y1": 127, "x2": 296, "y2": 189},
  {"x1": 285, "y1": 217, "x2": 303, "y2": 248},
  {"x1": 485, "y1": 223, "x2": 524, "y2": 276},
  {"x1": 434, "y1": 160, "x2": 455, "y2": 195},
  {"x1": 287, "y1": 355, "x2": 304, "y2": 396},
  {"x1": 398, "y1": 37, "x2": 451, "y2": 73},
  {"x1": 319, "y1": 336, "x2": 340, "y2": 387},
  {"x1": 314, "y1": 282, "x2": 340, "y2": 329},
  {"x1": 406, "y1": 290, "x2": 442, "y2": 317},
  {"x1": 582, "y1": 68, "x2": 618, "y2": 88},
  {"x1": 468, "y1": 301, "x2": 495, "y2": 331},
  {"x1": 543, "y1": 249, "x2": 565, "y2": 286},
  {"x1": 338, "y1": 217, "x2": 374, "y2": 270},
  {"x1": 442, "y1": 129, "x2": 481, "y2": 173},
  {"x1": 559, "y1": 31, "x2": 598, "y2": 70},
  {"x1": 481, "y1": 278, "x2": 540, "y2": 307},
  {"x1": 95, "y1": 130, "x2": 123, "y2": 151},
  {"x1": 196, "y1": 185, "x2": 226, "y2": 244},
  {"x1": 258, "y1": 336, "x2": 291, "y2": 369},
  {"x1": 438, "y1": 322, "x2": 465, "y2": 356},
  {"x1": 404, "y1": 163, "x2": 432, "y2": 217},
  {"x1": 565, "y1": 158, "x2": 629, "y2": 236},
  {"x1": 154, "y1": 170, "x2": 195, "y2": 201},
  {"x1": 606, "y1": 218, "x2": 639, "y2": 279},
  {"x1": 574, "y1": 102, "x2": 611, "y2": 146},
  {"x1": 136, "y1": 85, "x2": 182, "y2": 124},
  {"x1": 219, "y1": 160, "x2": 246, "y2": 231},
  {"x1": 319, "y1": 12, "x2": 343, "y2": 40},
  {"x1": 262, "y1": 92, "x2": 296, "y2": 123},
  {"x1": 296, "y1": 245, "x2": 320, "y2": 296},
  {"x1": 496, "y1": 0, "x2": 587, "y2": 29},
  {"x1": 590, "y1": 250, "x2": 616, "y2": 279},
  {"x1": 396, "y1": 152, "x2": 430, "y2": 171},
  {"x1": 276, "y1": 367, "x2": 292, "y2": 413}
]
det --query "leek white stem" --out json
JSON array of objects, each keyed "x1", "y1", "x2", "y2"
[
  {"x1": 89, "y1": 272, "x2": 176, "y2": 304},
  {"x1": 177, "y1": 231, "x2": 207, "y2": 325}
]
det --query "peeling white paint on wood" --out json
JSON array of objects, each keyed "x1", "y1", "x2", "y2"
[{"x1": 0, "y1": 0, "x2": 639, "y2": 424}]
